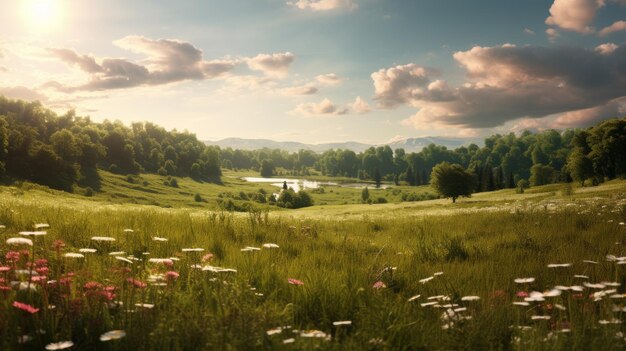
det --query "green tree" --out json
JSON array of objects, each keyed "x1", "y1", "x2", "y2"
[
  {"x1": 260, "y1": 159, "x2": 275, "y2": 177},
  {"x1": 529, "y1": 163, "x2": 555, "y2": 186},
  {"x1": 567, "y1": 149, "x2": 594, "y2": 186},
  {"x1": 374, "y1": 168, "x2": 382, "y2": 188},
  {"x1": 361, "y1": 186, "x2": 370, "y2": 203},
  {"x1": 430, "y1": 162, "x2": 477, "y2": 203}
]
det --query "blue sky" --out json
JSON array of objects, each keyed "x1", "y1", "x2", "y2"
[{"x1": 1, "y1": 0, "x2": 626, "y2": 143}]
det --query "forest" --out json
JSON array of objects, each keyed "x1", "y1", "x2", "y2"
[{"x1": 1, "y1": 96, "x2": 625, "y2": 193}]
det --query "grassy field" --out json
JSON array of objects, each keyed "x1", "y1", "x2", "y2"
[{"x1": 0, "y1": 179, "x2": 625, "y2": 350}]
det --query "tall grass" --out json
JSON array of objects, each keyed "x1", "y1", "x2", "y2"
[{"x1": 0, "y1": 188, "x2": 625, "y2": 350}]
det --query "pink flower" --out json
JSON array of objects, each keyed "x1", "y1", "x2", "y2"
[
  {"x1": 516, "y1": 291, "x2": 529, "y2": 298},
  {"x1": 53, "y1": 240, "x2": 66, "y2": 251},
  {"x1": 13, "y1": 301, "x2": 39, "y2": 314},
  {"x1": 5, "y1": 251, "x2": 20, "y2": 263},
  {"x1": 202, "y1": 253, "x2": 214, "y2": 262},
  {"x1": 288, "y1": 278, "x2": 304, "y2": 286},
  {"x1": 165, "y1": 271, "x2": 179, "y2": 280},
  {"x1": 127, "y1": 278, "x2": 147, "y2": 289},
  {"x1": 0, "y1": 266, "x2": 10, "y2": 272},
  {"x1": 84, "y1": 281, "x2": 103, "y2": 290},
  {"x1": 372, "y1": 281, "x2": 386, "y2": 289}
]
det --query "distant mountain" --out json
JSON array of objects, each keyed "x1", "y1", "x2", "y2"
[
  {"x1": 205, "y1": 136, "x2": 482, "y2": 153},
  {"x1": 204, "y1": 138, "x2": 372, "y2": 153}
]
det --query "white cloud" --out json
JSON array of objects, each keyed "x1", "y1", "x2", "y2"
[
  {"x1": 292, "y1": 98, "x2": 347, "y2": 115},
  {"x1": 595, "y1": 42, "x2": 618, "y2": 55},
  {"x1": 287, "y1": 0, "x2": 357, "y2": 11},
  {"x1": 599, "y1": 20, "x2": 626, "y2": 36},
  {"x1": 315, "y1": 73, "x2": 342, "y2": 85},
  {"x1": 546, "y1": 28, "x2": 560, "y2": 41},
  {"x1": 281, "y1": 85, "x2": 319, "y2": 96},
  {"x1": 545, "y1": 0, "x2": 604, "y2": 34},
  {"x1": 351, "y1": 96, "x2": 371, "y2": 114},
  {"x1": 247, "y1": 52, "x2": 295, "y2": 78}
]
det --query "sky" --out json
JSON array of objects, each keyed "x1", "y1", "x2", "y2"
[{"x1": 1, "y1": 0, "x2": 626, "y2": 144}]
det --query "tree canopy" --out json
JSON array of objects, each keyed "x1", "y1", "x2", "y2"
[{"x1": 430, "y1": 162, "x2": 477, "y2": 203}]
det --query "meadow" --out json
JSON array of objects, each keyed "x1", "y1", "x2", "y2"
[{"x1": 0, "y1": 179, "x2": 625, "y2": 350}]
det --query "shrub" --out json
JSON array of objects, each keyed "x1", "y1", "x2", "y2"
[
  {"x1": 194, "y1": 193, "x2": 203, "y2": 202},
  {"x1": 84, "y1": 187, "x2": 94, "y2": 197}
]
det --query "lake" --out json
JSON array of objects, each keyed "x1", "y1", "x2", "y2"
[{"x1": 241, "y1": 177, "x2": 389, "y2": 192}]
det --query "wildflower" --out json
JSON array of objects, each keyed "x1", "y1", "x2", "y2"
[
  {"x1": 45, "y1": 341, "x2": 74, "y2": 350},
  {"x1": 461, "y1": 296, "x2": 480, "y2": 301},
  {"x1": 148, "y1": 258, "x2": 174, "y2": 265},
  {"x1": 547, "y1": 263, "x2": 571, "y2": 268},
  {"x1": 135, "y1": 303, "x2": 154, "y2": 308},
  {"x1": 100, "y1": 330, "x2": 126, "y2": 341},
  {"x1": 52, "y1": 240, "x2": 66, "y2": 250},
  {"x1": 127, "y1": 278, "x2": 147, "y2": 289},
  {"x1": 434, "y1": 272, "x2": 444, "y2": 276},
  {"x1": 115, "y1": 257, "x2": 133, "y2": 264},
  {"x1": 13, "y1": 301, "x2": 39, "y2": 314},
  {"x1": 408, "y1": 294, "x2": 421, "y2": 302},
  {"x1": 372, "y1": 281, "x2": 386, "y2": 289},
  {"x1": 79, "y1": 248, "x2": 97, "y2": 253},
  {"x1": 108, "y1": 251, "x2": 126, "y2": 256},
  {"x1": 91, "y1": 236, "x2": 116, "y2": 242},
  {"x1": 19, "y1": 231, "x2": 47, "y2": 236},
  {"x1": 419, "y1": 276, "x2": 434, "y2": 284},
  {"x1": 516, "y1": 291, "x2": 529, "y2": 298},
  {"x1": 241, "y1": 246, "x2": 261, "y2": 252},
  {"x1": 6, "y1": 238, "x2": 33, "y2": 246},
  {"x1": 288, "y1": 278, "x2": 304, "y2": 286},
  {"x1": 165, "y1": 271, "x2": 179, "y2": 280},
  {"x1": 152, "y1": 236, "x2": 168, "y2": 242},
  {"x1": 182, "y1": 248, "x2": 204, "y2": 252},
  {"x1": 421, "y1": 301, "x2": 439, "y2": 307},
  {"x1": 202, "y1": 253, "x2": 214, "y2": 262},
  {"x1": 5, "y1": 251, "x2": 20, "y2": 263},
  {"x1": 34, "y1": 223, "x2": 49, "y2": 229},
  {"x1": 263, "y1": 243, "x2": 280, "y2": 249},
  {"x1": 584, "y1": 282, "x2": 606, "y2": 289},
  {"x1": 283, "y1": 338, "x2": 295, "y2": 344},
  {"x1": 266, "y1": 328, "x2": 283, "y2": 336},
  {"x1": 333, "y1": 320, "x2": 352, "y2": 326},
  {"x1": 531, "y1": 315, "x2": 551, "y2": 320},
  {"x1": 513, "y1": 302, "x2": 530, "y2": 306},
  {"x1": 583, "y1": 260, "x2": 598, "y2": 264},
  {"x1": 574, "y1": 275, "x2": 589, "y2": 279},
  {"x1": 123, "y1": 229, "x2": 134, "y2": 233},
  {"x1": 0, "y1": 266, "x2": 10, "y2": 272},
  {"x1": 300, "y1": 330, "x2": 330, "y2": 340},
  {"x1": 84, "y1": 281, "x2": 103, "y2": 290},
  {"x1": 64, "y1": 253, "x2": 84, "y2": 259},
  {"x1": 514, "y1": 277, "x2": 535, "y2": 284}
]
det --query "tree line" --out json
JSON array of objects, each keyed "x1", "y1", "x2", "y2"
[
  {"x1": 221, "y1": 118, "x2": 625, "y2": 190},
  {"x1": 0, "y1": 97, "x2": 221, "y2": 191},
  {"x1": 1, "y1": 96, "x2": 624, "y2": 194}
]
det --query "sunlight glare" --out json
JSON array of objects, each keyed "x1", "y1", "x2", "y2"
[{"x1": 23, "y1": 0, "x2": 63, "y2": 30}]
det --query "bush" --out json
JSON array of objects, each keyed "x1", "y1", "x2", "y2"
[
  {"x1": 84, "y1": 187, "x2": 94, "y2": 197},
  {"x1": 373, "y1": 197, "x2": 388, "y2": 204},
  {"x1": 170, "y1": 178, "x2": 179, "y2": 188},
  {"x1": 276, "y1": 189, "x2": 313, "y2": 209},
  {"x1": 157, "y1": 167, "x2": 167, "y2": 176},
  {"x1": 194, "y1": 193, "x2": 203, "y2": 202},
  {"x1": 517, "y1": 179, "x2": 529, "y2": 194}
]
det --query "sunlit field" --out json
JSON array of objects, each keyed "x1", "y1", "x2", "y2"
[{"x1": 1, "y1": 181, "x2": 625, "y2": 350}]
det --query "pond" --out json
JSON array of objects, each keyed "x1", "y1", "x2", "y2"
[{"x1": 241, "y1": 177, "x2": 389, "y2": 192}]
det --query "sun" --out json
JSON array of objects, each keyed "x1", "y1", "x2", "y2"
[{"x1": 23, "y1": 0, "x2": 64, "y2": 30}]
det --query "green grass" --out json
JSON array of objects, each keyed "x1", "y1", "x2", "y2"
[{"x1": 0, "y1": 180, "x2": 625, "y2": 350}]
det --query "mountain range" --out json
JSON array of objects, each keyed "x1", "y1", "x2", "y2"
[{"x1": 204, "y1": 136, "x2": 483, "y2": 153}]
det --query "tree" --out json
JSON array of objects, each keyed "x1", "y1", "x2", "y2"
[
  {"x1": 374, "y1": 168, "x2": 382, "y2": 188},
  {"x1": 430, "y1": 162, "x2": 477, "y2": 203},
  {"x1": 260, "y1": 159, "x2": 274, "y2": 177},
  {"x1": 529, "y1": 164, "x2": 555, "y2": 186},
  {"x1": 361, "y1": 187, "x2": 370, "y2": 203},
  {"x1": 567, "y1": 149, "x2": 593, "y2": 186}
]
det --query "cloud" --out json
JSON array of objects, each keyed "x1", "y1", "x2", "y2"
[
  {"x1": 0, "y1": 66, "x2": 7, "y2": 73},
  {"x1": 375, "y1": 43, "x2": 626, "y2": 129},
  {"x1": 553, "y1": 98, "x2": 625, "y2": 128},
  {"x1": 599, "y1": 20, "x2": 626, "y2": 36},
  {"x1": 315, "y1": 73, "x2": 342, "y2": 85},
  {"x1": 46, "y1": 48, "x2": 102, "y2": 73},
  {"x1": 287, "y1": 0, "x2": 357, "y2": 11},
  {"x1": 46, "y1": 36, "x2": 238, "y2": 92},
  {"x1": 545, "y1": 0, "x2": 604, "y2": 34},
  {"x1": 247, "y1": 52, "x2": 294, "y2": 78},
  {"x1": 0, "y1": 86, "x2": 48, "y2": 101},
  {"x1": 292, "y1": 98, "x2": 347, "y2": 115},
  {"x1": 524, "y1": 28, "x2": 536, "y2": 35},
  {"x1": 351, "y1": 96, "x2": 371, "y2": 114},
  {"x1": 546, "y1": 28, "x2": 560, "y2": 41},
  {"x1": 595, "y1": 42, "x2": 618, "y2": 54},
  {"x1": 282, "y1": 85, "x2": 318, "y2": 96}
]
